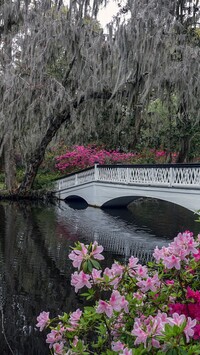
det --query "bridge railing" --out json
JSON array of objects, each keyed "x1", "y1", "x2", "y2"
[
  {"x1": 97, "y1": 164, "x2": 200, "y2": 188},
  {"x1": 55, "y1": 167, "x2": 95, "y2": 191},
  {"x1": 54, "y1": 163, "x2": 200, "y2": 191}
]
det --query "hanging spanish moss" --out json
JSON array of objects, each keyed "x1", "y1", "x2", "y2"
[{"x1": 0, "y1": 0, "x2": 199, "y2": 191}]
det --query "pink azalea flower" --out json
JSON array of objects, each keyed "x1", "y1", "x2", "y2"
[
  {"x1": 122, "y1": 348, "x2": 132, "y2": 355},
  {"x1": 71, "y1": 271, "x2": 91, "y2": 293},
  {"x1": 96, "y1": 300, "x2": 113, "y2": 318},
  {"x1": 193, "y1": 249, "x2": 200, "y2": 261},
  {"x1": 109, "y1": 290, "x2": 129, "y2": 313},
  {"x1": 91, "y1": 241, "x2": 104, "y2": 260},
  {"x1": 163, "y1": 255, "x2": 181, "y2": 270},
  {"x1": 46, "y1": 330, "x2": 63, "y2": 347},
  {"x1": 133, "y1": 291, "x2": 145, "y2": 301},
  {"x1": 132, "y1": 319, "x2": 148, "y2": 347},
  {"x1": 91, "y1": 269, "x2": 102, "y2": 283},
  {"x1": 68, "y1": 243, "x2": 87, "y2": 270},
  {"x1": 103, "y1": 263, "x2": 124, "y2": 288},
  {"x1": 128, "y1": 256, "x2": 139, "y2": 268},
  {"x1": 165, "y1": 280, "x2": 174, "y2": 285},
  {"x1": 53, "y1": 342, "x2": 64, "y2": 354},
  {"x1": 111, "y1": 340, "x2": 125, "y2": 351},
  {"x1": 184, "y1": 317, "x2": 197, "y2": 342},
  {"x1": 153, "y1": 246, "x2": 168, "y2": 262},
  {"x1": 36, "y1": 311, "x2": 50, "y2": 331},
  {"x1": 132, "y1": 314, "x2": 167, "y2": 348},
  {"x1": 135, "y1": 264, "x2": 148, "y2": 278},
  {"x1": 73, "y1": 336, "x2": 79, "y2": 346},
  {"x1": 69, "y1": 308, "x2": 82, "y2": 327},
  {"x1": 109, "y1": 290, "x2": 122, "y2": 311},
  {"x1": 137, "y1": 273, "x2": 160, "y2": 293},
  {"x1": 167, "y1": 313, "x2": 186, "y2": 327},
  {"x1": 151, "y1": 338, "x2": 161, "y2": 348}
]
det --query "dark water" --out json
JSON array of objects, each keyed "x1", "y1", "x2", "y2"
[{"x1": 0, "y1": 199, "x2": 199, "y2": 354}]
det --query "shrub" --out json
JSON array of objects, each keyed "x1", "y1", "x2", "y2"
[
  {"x1": 55, "y1": 145, "x2": 136, "y2": 173},
  {"x1": 36, "y1": 231, "x2": 200, "y2": 354}
]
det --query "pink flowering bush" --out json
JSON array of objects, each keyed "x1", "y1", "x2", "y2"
[
  {"x1": 36, "y1": 232, "x2": 200, "y2": 354},
  {"x1": 55, "y1": 145, "x2": 136, "y2": 173}
]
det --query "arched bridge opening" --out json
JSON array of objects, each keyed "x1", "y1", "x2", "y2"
[
  {"x1": 101, "y1": 195, "x2": 191, "y2": 210},
  {"x1": 102, "y1": 196, "x2": 143, "y2": 208},
  {"x1": 64, "y1": 195, "x2": 88, "y2": 209}
]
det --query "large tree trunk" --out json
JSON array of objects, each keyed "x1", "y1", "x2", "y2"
[
  {"x1": 128, "y1": 108, "x2": 143, "y2": 150},
  {"x1": 17, "y1": 109, "x2": 70, "y2": 194},
  {"x1": 175, "y1": 135, "x2": 191, "y2": 163},
  {"x1": 17, "y1": 92, "x2": 112, "y2": 194},
  {"x1": 4, "y1": 136, "x2": 17, "y2": 191},
  {"x1": 175, "y1": 96, "x2": 191, "y2": 163},
  {"x1": 3, "y1": 24, "x2": 17, "y2": 191}
]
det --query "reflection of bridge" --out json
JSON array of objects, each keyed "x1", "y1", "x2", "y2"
[
  {"x1": 54, "y1": 164, "x2": 200, "y2": 212},
  {"x1": 56, "y1": 202, "x2": 168, "y2": 263}
]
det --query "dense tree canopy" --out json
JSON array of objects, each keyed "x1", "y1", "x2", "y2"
[{"x1": 0, "y1": 0, "x2": 200, "y2": 192}]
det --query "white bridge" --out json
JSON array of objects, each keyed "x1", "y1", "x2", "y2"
[{"x1": 53, "y1": 164, "x2": 200, "y2": 212}]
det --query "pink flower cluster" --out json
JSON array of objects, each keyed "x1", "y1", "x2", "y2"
[
  {"x1": 169, "y1": 286, "x2": 200, "y2": 340},
  {"x1": 55, "y1": 145, "x2": 135, "y2": 172},
  {"x1": 69, "y1": 241, "x2": 104, "y2": 292},
  {"x1": 69, "y1": 241, "x2": 104, "y2": 270},
  {"x1": 153, "y1": 231, "x2": 198, "y2": 269},
  {"x1": 36, "y1": 230, "x2": 200, "y2": 354},
  {"x1": 131, "y1": 312, "x2": 196, "y2": 349},
  {"x1": 96, "y1": 290, "x2": 129, "y2": 318}
]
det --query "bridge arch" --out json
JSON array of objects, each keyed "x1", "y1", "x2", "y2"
[
  {"x1": 102, "y1": 196, "x2": 143, "y2": 208},
  {"x1": 64, "y1": 195, "x2": 88, "y2": 209},
  {"x1": 101, "y1": 194, "x2": 194, "y2": 210}
]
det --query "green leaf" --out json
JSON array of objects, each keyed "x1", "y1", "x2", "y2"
[
  {"x1": 82, "y1": 261, "x2": 88, "y2": 273},
  {"x1": 59, "y1": 312, "x2": 69, "y2": 322},
  {"x1": 91, "y1": 258, "x2": 101, "y2": 269},
  {"x1": 103, "y1": 274, "x2": 110, "y2": 283},
  {"x1": 165, "y1": 348, "x2": 179, "y2": 355},
  {"x1": 87, "y1": 259, "x2": 93, "y2": 273}
]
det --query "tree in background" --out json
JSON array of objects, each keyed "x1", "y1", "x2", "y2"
[{"x1": 0, "y1": 0, "x2": 199, "y2": 193}]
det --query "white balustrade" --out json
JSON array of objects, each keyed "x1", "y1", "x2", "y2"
[
  {"x1": 55, "y1": 167, "x2": 95, "y2": 191},
  {"x1": 55, "y1": 165, "x2": 200, "y2": 191},
  {"x1": 97, "y1": 165, "x2": 200, "y2": 188}
]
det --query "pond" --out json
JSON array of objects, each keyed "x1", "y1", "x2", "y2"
[{"x1": 0, "y1": 199, "x2": 199, "y2": 354}]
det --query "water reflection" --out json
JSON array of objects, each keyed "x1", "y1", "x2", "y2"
[{"x1": 0, "y1": 199, "x2": 199, "y2": 354}]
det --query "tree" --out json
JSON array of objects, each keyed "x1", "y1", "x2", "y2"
[{"x1": 0, "y1": 0, "x2": 200, "y2": 193}]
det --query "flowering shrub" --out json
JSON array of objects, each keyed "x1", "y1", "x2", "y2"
[
  {"x1": 55, "y1": 145, "x2": 136, "y2": 173},
  {"x1": 36, "y1": 231, "x2": 200, "y2": 354},
  {"x1": 133, "y1": 149, "x2": 178, "y2": 164}
]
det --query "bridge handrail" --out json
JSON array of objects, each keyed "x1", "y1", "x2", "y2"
[
  {"x1": 54, "y1": 163, "x2": 200, "y2": 191},
  {"x1": 97, "y1": 164, "x2": 200, "y2": 187},
  {"x1": 55, "y1": 167, "x2": 95, "y2": 190}
]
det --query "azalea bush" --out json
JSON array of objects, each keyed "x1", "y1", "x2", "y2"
[
  {"x1": 36, "y1": 231, "x2": 200, "y2": 354},
  {"x1": 55, "y1": 145, "x2": 135, "y2": 173},
  {"x1": 132, "y1": 149, "x2": 178, "y2": 164}
]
